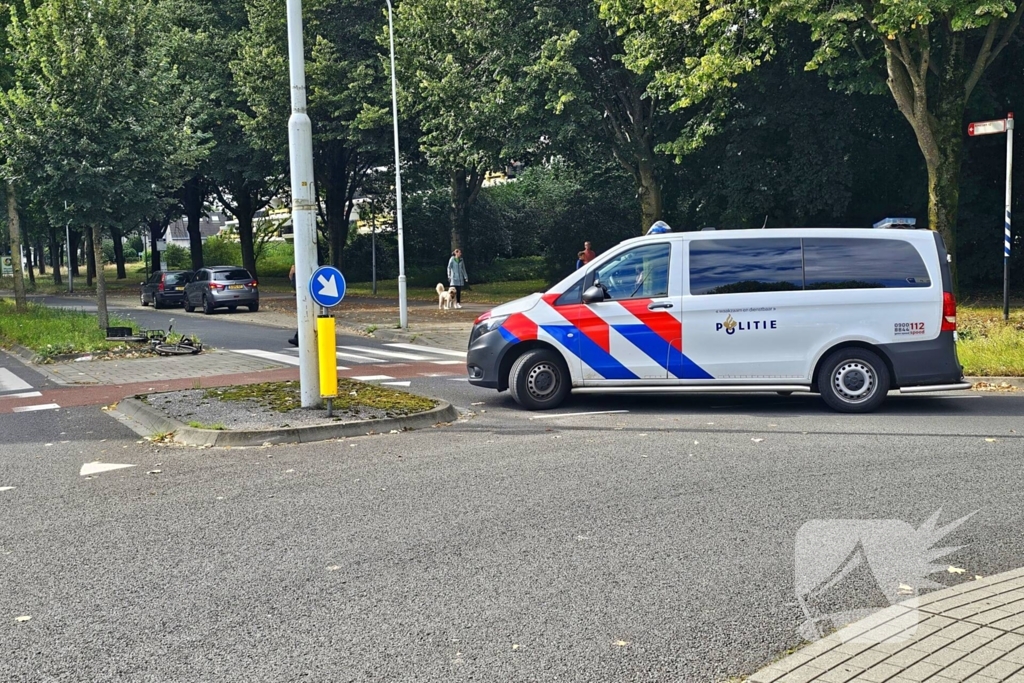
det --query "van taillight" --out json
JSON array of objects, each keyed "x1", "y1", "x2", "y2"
[{"x1": 941, "y1": 291, "x2": 957, "y2": 332}]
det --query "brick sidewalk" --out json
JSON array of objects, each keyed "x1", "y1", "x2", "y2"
[
  {"x1": 33, "y1": 349, "x2": 282, "y2": 386},
  {"x1": 749, "y1": 567, "x2": 1024, "y2": 682}
]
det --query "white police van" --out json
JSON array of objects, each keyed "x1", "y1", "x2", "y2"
[{"x1": 466, "y1": 220, "x2": 970, "y2": 412}]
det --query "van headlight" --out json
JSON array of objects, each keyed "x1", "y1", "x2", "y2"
[{"x1": 471, "y1": 315, "x2": 508, "y2": 343}]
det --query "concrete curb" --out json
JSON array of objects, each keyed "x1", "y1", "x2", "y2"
[
  {"x1": 746, "y1": 566, "x2": 1024, "y2": 682},
  {"x1": 110, "y1": 395, "x2": 459, "y2": 447},
  {"x1": 967, "y1": 376, "x2": 1024, "y2": 389}
]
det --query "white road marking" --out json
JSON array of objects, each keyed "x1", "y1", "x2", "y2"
[
  {"x1": 528, "y1": 410, "x2": 631, "y2": 420},
  {"x1": 234, "y1": 349, "x2": 300, "y2": 366},
  {"x1": 350, "y1": 375, "x2": 395, "y2": 382},
  {"x1": 13, "y1": 403, "x2": 59, "y2": 413},
  {"x1": 447, "y1": 377, "x2": 469, "y2": 382},
  {"x1": 382, "y1": 381, "x2": 412, "y2": 387},
  {"x1": 385, "y1": 343, "x2": 467, "y2": 359},
  {"x1": 0, "y1": 487, "x2": 15, "y2": 492},
  {"x1": 0, "y1": 368, "x2": 32, "y2": 393},
  {"x1": 338, "y1": 346, "x2": 431, "y2": 361},
  {"x1": 0, "y1": 391, "x2": 42, "y2": 400},
  {"x1": 80, "y1": 462, "x2": 136, "y2": 476},
  {"x1": 335, "y1": 351, "x2": 387, "y2": 363},
  {"x1": 234, "y1": 349, "x2": 349, "y2": 370},
  {"x1": 420, "y1": 373, "x2": 455, "y2": 377},
  {"x1": 431, "y1": 360, "x2": 464, "y2": 365}
]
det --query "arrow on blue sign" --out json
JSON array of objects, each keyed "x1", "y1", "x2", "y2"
[{"x1": 309, "y1": 266, "x2": 346, "y2": 308}]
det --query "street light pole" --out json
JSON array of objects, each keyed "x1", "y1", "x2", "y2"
[
  {"x1": 286, "y1": 0, "x2": 321, "y2": 407},
  {"x1": 385, "y1": 0, "x2": 408, "y2": 329}
]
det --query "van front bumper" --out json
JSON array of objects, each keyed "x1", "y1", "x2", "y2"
[{"x1": 466, "y1": 327, "x2": 511, "y2": 390}]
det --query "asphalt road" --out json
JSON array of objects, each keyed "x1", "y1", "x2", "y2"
[{"x1": 2, "y1": 386, "x2": 1023, "y2": 681}]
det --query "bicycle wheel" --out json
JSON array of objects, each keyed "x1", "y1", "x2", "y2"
[{"x1": 154, "y1": 343, "x2": 197, "y2": 356}]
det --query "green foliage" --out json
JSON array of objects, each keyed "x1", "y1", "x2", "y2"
[
  {"x1": 256, "y1": 241, "x2": 294, "y2": 279},
  {"x1": 0, "y1": 0, "x2": 207, "y2": 233},
  {"x1": 164, "y1": 244, "x2": 192, "y2": 270},
  {"x1": 0, "y1": 298, "x2": 137, "y2": 360},
  {"x1": 202, "y1": 236, "x2": 242, "y2": 267}
]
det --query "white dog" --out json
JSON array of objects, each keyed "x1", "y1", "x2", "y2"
[{"x1": 436, "y1": 283, "x2": 457, "y2": 310}]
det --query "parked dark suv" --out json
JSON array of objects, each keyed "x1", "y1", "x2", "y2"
[
  {"x1": 184, "y1": 266, "x2": 260, "y2": 314},
  {"x1": 140, "y1": 270, "x2": 193, "y2": 308}
]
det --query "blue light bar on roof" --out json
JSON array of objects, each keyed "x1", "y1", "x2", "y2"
[{"x1": 872, "y1": 217, "x2": 918, "y2": 229}]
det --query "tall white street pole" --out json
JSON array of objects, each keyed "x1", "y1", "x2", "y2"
[
  {"x1": 286, "y1": 0, "x2": 321, "y2": 406},
  {"x1": 1003, "y1": 112, "x2": 1014, "y2": 322},
  {"x1": 385, "y1": 0, "x2": 408, "y2": 329}
]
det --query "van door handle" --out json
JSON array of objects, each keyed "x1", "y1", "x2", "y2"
[{"x1": 648, "y1": 302, "x2": 674, "y2": 310}]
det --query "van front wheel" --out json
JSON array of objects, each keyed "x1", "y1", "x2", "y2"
[
  {"x1": 818, "y1": 348, "x2": 890, "y2": 413},
  {"x1": 509, "y1": 349, "x2": 570, "y2": 410}
]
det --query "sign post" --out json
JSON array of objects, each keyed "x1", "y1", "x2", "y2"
[
  {"x1": 968, "y1": 113, "x2": 1014, "y2": 320},
  {"x1": 310, "y1": 266, "x2": 346, "y2": 415},
  {"x1": 286, "y1": 0, "x2": 321, "y2": 407}
]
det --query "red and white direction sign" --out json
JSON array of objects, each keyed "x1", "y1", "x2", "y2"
[{"x1": 969, "y1": 119, "x2": 1008, "y2": 136}]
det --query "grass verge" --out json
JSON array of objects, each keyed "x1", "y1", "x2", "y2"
[
  {"x1": 343, "y1": 279, "x2": 548, "y2": 304},
  {"x1": 957, "y1": 306, "x2": 1024, "y2": 376},
  {"x1": 205, "y1": 379, "x2": 436, "y2": 417},
  {"x1": 0, "y1": 298, "x2": 140, "y2": 361}
]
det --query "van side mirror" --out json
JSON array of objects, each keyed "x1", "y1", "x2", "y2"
[{"x1": 582, "y1": 285, "x2": 606, "y2": 304}]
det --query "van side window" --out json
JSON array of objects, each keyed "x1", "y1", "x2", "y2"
[
  {"x1": 554, "y1": 277, "x2": 584, "y2": 306},
  {"x1": 803, "y1": 238, "x2": 930, "y2": 289},
  {"x1": 589, "y1": 243, "x2": 671, "y2": 300},
  {"x1": 689, "y1": 239, "x2": 802, "y2": 295}
]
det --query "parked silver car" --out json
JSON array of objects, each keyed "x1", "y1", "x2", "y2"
[{"x1": 184, "y1": 266, "x2": 259, "y2": 314}]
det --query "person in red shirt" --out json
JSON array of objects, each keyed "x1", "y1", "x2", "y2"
[{"x1": 581, "y1": 241, "x2": 596, "y2": 264}]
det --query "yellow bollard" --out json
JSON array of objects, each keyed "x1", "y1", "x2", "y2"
[{"x1": 317, "y1": 316, "x2": 337, "y2": 411}]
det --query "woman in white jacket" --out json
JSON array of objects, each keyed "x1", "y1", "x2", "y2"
[{"x1": 447, "y1": 249, "x2": 469, "y2": 309}]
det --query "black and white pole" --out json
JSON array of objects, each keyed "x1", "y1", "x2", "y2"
[
  {"x1": 1004, "y1": 113, "x2": 1014, "y2": 322},
  {"x1": 286, "y1": 0, "x2": 321, "y2": 406}
]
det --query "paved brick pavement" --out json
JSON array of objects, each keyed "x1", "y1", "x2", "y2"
[
  {"x1": 748, "y1": 567, "x2": 1024, "y2": 682},
  {"x1": 32, "y1": 349, "x2": 282, "y2": 386}
]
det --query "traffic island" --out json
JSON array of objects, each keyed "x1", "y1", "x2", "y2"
[{"x1": 111, "y1": 379, "x2": 459, "y2": 446}]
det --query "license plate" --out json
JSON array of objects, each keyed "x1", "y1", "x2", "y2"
[
  {"x1": 175, "y1": 287, "x2": 184, "y2": 291},
  {"x1": 228, "y1": 284, "x2": 244, "y2": 290}
]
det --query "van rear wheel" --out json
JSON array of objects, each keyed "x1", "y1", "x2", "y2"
[
  {"x1": 509, "y1": 349, "x2": 569, "y2": 410},
  {"x1": 818, "y1": 348, "x2": 890, "y2": 413}
]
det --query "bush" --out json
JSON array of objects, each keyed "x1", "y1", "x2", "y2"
[
  {"x1": 164, "y1": 243, "x2": 192, "y2": 269},
  {"x1": 123, "y1": 247, "x2": 138, "y2": 262},
  {"x1": 128, "y1": 235, "x2": 144, "y2": 253},
  {"x1": 202, "y1": 236, "x2": 241, "y2": 266},
  {"x1": 255, "y1": 241, "x2": 294, "y2": 278},
  {"x1": 101, "y1": 239, "x2": 115, "y2": 264}
]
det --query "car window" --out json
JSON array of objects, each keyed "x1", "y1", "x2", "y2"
[
  {"x1": 148, "y1": 273, "x2": 161, "y2": 284},
  {"x1": 164, "y1": 272, "x2": 191, "y2": 286},
  {"x1": 554, "y1": 276, "x2": 584, "y2": 306},
  {"x1": 193, "y1": 271, "x2": 207, "y2": 282},
  {"x1": 689, "y1": 238, "x2": 803, "y2": 295},
  {"x1": 803, "y1": 238, "x2": 931, "y2": 289},
  {"x1": 590, "y1": 243, "x2": 671, "y2": 300},
  {"x1": 214, "y1": 269, "x2": 252, "y2": 281}
]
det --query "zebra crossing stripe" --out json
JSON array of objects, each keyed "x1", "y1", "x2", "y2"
[
  {"x1": 0, "y1": 391, "x2": 42, "y2": 400},
  {"x1": 13, "y1": 403, "x2": 59, "y2": 413},
  {"x1": 0, "y1": 368, "x2": 32, "y2": 393}
]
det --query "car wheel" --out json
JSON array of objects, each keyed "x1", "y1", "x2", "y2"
[
  {"x1": 509, "y1": 348, "x2": 570, "y2": 410},
  {"x1": 140, "y1": 293, "x2": 148, "y2": 307},
  {"x1": 154, "y1": 298, "x2": 164, "y2": 310},
  {"x1": 202, "y1": 294, "x2": 215, "y2": 315},
  {"x1": 817, "y1": 347, "x2": 890, "y2": 413},
  {"x1": 184, "y1": 295, "x2": 195, "y2": 313},
  {"x1": 248, "y1": 301, "x2": 259, "y2": 313}
]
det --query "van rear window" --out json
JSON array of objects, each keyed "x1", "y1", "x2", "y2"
[
  {"x1": 688, "y1": 237, "x2": 931, "y2": 294},
  {"x1": 689, "y1": 239, "x2": 803, "y2": 295},
  {"x1": 803, "y1": 238, "x2": 930, "y2": 289}
]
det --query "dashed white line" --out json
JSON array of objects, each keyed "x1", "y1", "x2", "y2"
[
  {"x1": 381, "y1": 381, "x2": 412, "y2": 387},
  {"x1": 350, "y1": 375, "x2": 395, "y2": 382},
  {"x1": 385, "y1": 343, "x2": 467, "y2": 359},
  {"x1": 0, "y1": 368, "x2": 32, "y2": 392},
  {"x1": 0, "y1": 391, "x2": 42, "y2": 400},
  {"x1": 80, "y1": 462, "x2": 136, "y2": 476},
  {"x1": 431, "y1": 360, "x2": 464, "y2": 366},
  {"x1": 336, "y1": 351, "x2": 388, "y2": 363},
  {"x1": 339, "y1": 346, "x2": 431, "y2": 361},
  {"x1": 528, "y1": 410, "x2": 631, "y2": 420},
  {"x1": 0, "y1": 487, "x2": 15, "y2": 492},
  {"x1": 447, "y1": 377, "x2": 469, "y2": 382},
  {"x1": 13, "y1": 403, "x2": 60, "y2": 413}
]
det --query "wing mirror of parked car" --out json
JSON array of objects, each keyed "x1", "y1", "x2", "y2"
[{"x1": 582, "y1": 284, "x2": 606, "y2": 304}]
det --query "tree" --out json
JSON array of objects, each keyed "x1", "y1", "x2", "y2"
[
  {"x1": 5, "y1": 181, "x2": 27, "y2": 311},
  {"x1": 0, "y1": 0, "x2": 206, "y2": 327},
  {"x1": 396, "y1": 0, "x2": 544, "y2": 250},
  {"x1": 234, "y1": 0, "x2": 390, "y2": 270},
  {"x1": 774, "y1": 0, "x2": 1024, "y2": 280}
]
